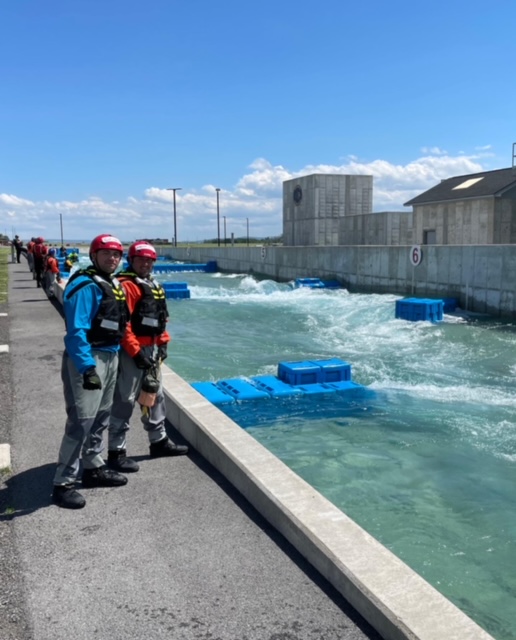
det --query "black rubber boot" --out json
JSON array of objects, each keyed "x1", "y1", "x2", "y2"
[
  {"x1": 107, "y1": 449, "x2": 140, "y2": 473},
  {"x1": 149, "y1": 437, "x2": 189, "y2": 458},
  {"x1": 82, "y1": 466, "x2": 128, "y2": 488},
  {"x1": 52, "y1": 484, "x2": 86, "y2": 509}
]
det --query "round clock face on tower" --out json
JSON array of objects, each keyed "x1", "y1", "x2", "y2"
[{"x1": 293, "y1": 186, "x2": 302, "y2": 204}]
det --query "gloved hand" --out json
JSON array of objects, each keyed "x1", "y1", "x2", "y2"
[
  {"x1": 157, "y1": 344, "x2": 168, "y2": 362},
  {"x1": 83, "y1": 367, "x2": 102, "y2": 390},
  {"x1": 133, "y1": 351, "x2": 154, "y2": 370}
]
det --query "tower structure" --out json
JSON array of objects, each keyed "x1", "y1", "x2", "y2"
[{"x1": 283, "y1": 174, "x2": 373, "y2": 246}]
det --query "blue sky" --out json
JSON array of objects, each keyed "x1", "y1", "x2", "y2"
[{"x1": 1, "y1": 0, "x2": 514, "y2": 243}]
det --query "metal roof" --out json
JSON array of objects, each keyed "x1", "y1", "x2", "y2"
[{"x1": 404, "y1": 167, "x2": 516, "y2": 206}]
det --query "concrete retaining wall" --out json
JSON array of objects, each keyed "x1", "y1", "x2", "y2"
[{"x1": 167, "y1": 245, "x2": 516, "y2": 318}]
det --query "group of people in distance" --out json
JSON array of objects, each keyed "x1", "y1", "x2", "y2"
[
  {"x1": 51, "y1": 234, "x2": 188, "y2": 510},
  {"x1": 13, "y1": 236, "x2": 79, "y2": 296}
]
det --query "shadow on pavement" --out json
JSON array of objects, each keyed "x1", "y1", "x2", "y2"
[{"x1": 0, "y1": 463, "x2": 55, "y2": 520}]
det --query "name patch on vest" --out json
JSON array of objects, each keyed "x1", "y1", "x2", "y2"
[
  {"x1": 142, "y1": 317, "x2": 159, "y2": 328},
  {"x1": 100, "y1": 319, "x2": 119, "y2": 331}
]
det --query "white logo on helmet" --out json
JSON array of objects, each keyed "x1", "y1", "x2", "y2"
[
  {"x1": 134, "y1": 243, "x2": 153, "y2": 252},
  {"x1": 102, "y1": 236, "x2": 121, "y2": 245}
]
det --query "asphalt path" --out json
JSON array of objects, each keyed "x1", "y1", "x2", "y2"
[{"x1": 0, "y1": 261, "x2": 382, "y2": 640}]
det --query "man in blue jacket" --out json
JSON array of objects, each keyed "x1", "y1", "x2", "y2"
[{"x1": 52, "y1": 234, "x2": 129, "y2": 509}]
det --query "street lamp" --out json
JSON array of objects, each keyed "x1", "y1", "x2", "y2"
[
  {"x1": 167, "y1": 188, "x2": 182, "y2": 247},
  {"x1": 215, "y1": 188, "x2": 221, "y2": 247},
  {"x1": 59, "y1": 213, "x2": 64, "y2": 247},
  {"x1": 223, "y1": 215, "x2": 227, "y2": 246}
]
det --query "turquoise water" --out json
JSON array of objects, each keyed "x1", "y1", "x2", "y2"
[{"x1": 160, "y1": 271, "x2": 516, "y2": 640}]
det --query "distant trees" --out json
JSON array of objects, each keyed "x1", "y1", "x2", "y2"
[{"x1": 201, "y1": 234, "x2": 283, "y2": 246}]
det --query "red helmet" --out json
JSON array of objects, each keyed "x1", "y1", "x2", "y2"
[
  {"x1": 36, "y1": 236, "x2": 44, "y2": 243},
  {"x1": 128, "y1": 241, "x2": 157, "y2": 261},
  {"x1": 89, "y1": 234, "x2": 123, "y2": 255}
]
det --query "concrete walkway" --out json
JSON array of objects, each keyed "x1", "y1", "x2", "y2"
[{"x1": 0, "y1": 261, "x2": 381, "y2": 639}]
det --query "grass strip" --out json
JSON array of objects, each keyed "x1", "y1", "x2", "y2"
[{"x1": 0, "y1": 247, "x2": 8, "y2": 303}]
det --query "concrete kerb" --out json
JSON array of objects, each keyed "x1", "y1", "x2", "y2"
[
  {"x1": 53, "y1": 280, "x2": 494, "y2": 640},
  {"x1": 0, "y1": 443, "x2": 11, "y2": 471}
]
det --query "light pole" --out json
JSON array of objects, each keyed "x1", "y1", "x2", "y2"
[
  {"x1": 215, "y1": 188, "x2": 221, "y2": 247},
  {"x1": 167, "y1": 187, "x2": 182, "y2": 246},
  {"x1": 223, "y1": 215, "x2": 227, "y2": 246},
  {"x1": 246, "y1": 218, "x2": 249, "y2": 246}
]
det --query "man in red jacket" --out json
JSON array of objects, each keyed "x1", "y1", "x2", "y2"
[
  {"x1": 32, "y1": 237, "x2": 48, "y2": 288},
  {"x1": 45, "y1": 248, "x2": 61, "y2": 297},
  {"x1": 107, "y1": 241, "x2": 188, "y2": 472}
]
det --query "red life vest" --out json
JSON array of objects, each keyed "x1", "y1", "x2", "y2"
[{"x1": 33, "y1": 243, "x2": 47, "y2": 258}]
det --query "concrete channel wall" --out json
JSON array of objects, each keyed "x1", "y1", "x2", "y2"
[
  {"x1": 51, "y1": 282, "x2": 495, "y2": 640},
  {"x1": 166, "y1": 244, "x2": 516, "y2": 319}
]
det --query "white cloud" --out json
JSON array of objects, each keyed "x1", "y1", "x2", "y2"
[
  {"x1": 420, "y1": 146, "x2": 448, "y2": 156},
  {"x1": 0, "y1": 149, "x2": 497, "y2": 242},
  {"x1": 0, "y1": 193, "x2": 34, "y2": 207}
]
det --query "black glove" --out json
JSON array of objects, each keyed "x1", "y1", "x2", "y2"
[
  {"x1": 157, "y1": 344, "x2": 168, "y2": 362},
  {"x1": 83, "y1": 367, "x2": 102, "y2": 390},
  {"x1": 133, "y1": 351, "x2": 154, "y2": 370}
]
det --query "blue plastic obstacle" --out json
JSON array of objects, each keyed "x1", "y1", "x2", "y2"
[
  {"x1": 191, "y1": 358, "x2": 364, "y2": 406},
  {"x1": 294, "y1": 278, "x2": 341, "y2": 289},
  {"x1": 161, "y1": 281, "x2": 191, "y2": 299},
  {"x1": 153, "y1": 260, "x2": 217, "y2": 273},
  {"x1": 440, "y1": 297, "x2": 459, "y2": 313},
  {"x1": 395, "y1": 298, "x2": 444, "y2": 323}
]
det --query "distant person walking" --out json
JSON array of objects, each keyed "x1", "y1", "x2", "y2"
[
  {"x1": 32, "y1": 237, "x2": 48, "y2": 288},
  {"x1": 44, "y1": 248, "x2": 61, "y2": 298},
  {"x1": 108, "y1": 240, "x2": 188, "y2": 472},
  {"x1": 26, "y1": 237, "x2": 35, "y2": 275},
  {"x1": 12, "y1": 235, "x2": 23, "y2": 263},
  {"x1": 52, "y1": 234, "x2": 129, "y2": 510}
]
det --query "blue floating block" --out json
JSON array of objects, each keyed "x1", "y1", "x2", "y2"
[
  {"x1": 250, "y1": 375, "x2": 303, "y2": 398},
  {"x1": 309, "y1": 358, "x2": 351, "y2": 383},
  {"x1": 205, "y1": 261, "x2": 218, "y2": 272},
  {"x1": 295, "y1": 278, "x2": 325, "y2": 288},
  {"x1": 325, "y1": 380, "x2": 364, "y2": 392},
  {"x1": 153, "y1": 263, "x2": 214, "y2": 273},
  {"x1": 191, "y1": 382, "x2": 235, "y2": 405},
  {"x1": 440, "y1": 297, "x2": 459, "y2": 313},
  {"x1": 294, "y1": 383, "x2": 337, "y2": 395},
  {"x1": 321, "y1": 280, "x2": 341, "y2": 289},
  {"x1": 395, "y1": 298, "x2": 443, "y2": 323},
  {"x1": 161, "y1": 281, "x2": 188, "y2": 290},
  {"x1": 217, "y1": 378, "x2": 270, "y2": 400},
  {"x1": 165, "y1": 289, "x2": 190, "y2": 299},
  {"x1": 278, "y1": 361, "x2": 320, "y2": 385}
]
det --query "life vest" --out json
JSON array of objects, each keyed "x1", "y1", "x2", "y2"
[
  {"x1": 65, "y1": 268, "x2": 128, "y2": 347},
  {"x1": 118, "y1": 270, "x2": 168, "y2": 337},
  {"x1": 45, "y1": 256, "x2": 59, "y2": 274},
  {"x1": 27, "y1": 241, "x2": 35, "y2": 253},
  {"x1": 33, "y1": 243, "x2": 47, "y2": 258}
]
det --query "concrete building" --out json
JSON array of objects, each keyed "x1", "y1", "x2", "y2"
[
  {"x1": 283, "y1": 174, "x2": 373, "y2": 246},
  {"x1": 405, "y1": 167, "x2": 516, "y2": 245},
  {"x1": 339, "y1": 210, "x2": 414, "y2": 246},
  {"x1": 283, "y1": 167, "x2": 516, "y2": 247}
]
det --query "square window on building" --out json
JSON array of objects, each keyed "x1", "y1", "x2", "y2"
[{"x1": 423, "y1": 230, "x2": 436, "y2": 244}]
